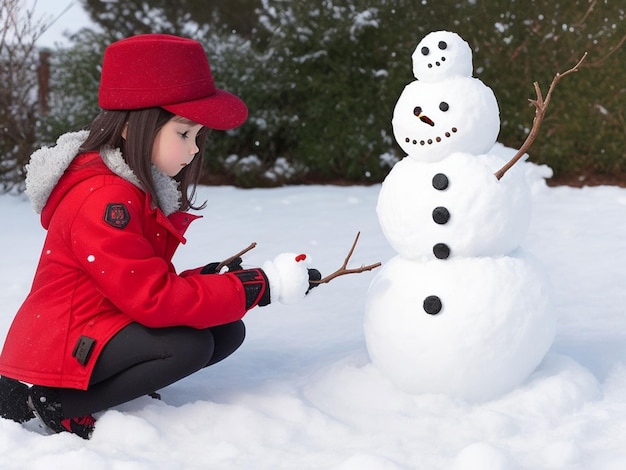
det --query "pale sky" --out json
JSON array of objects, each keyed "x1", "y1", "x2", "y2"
[{"x1": 32, "y1": 0, "x2": 95, "y2": 47}]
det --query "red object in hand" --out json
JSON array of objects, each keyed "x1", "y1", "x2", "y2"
[{"x1": 295, "y1": 254, "x2": 307, "y2": 262}]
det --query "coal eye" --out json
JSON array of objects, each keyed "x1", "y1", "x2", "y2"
[
  {"x1": 414, "y1": 106, "x2": 422, "y2": 116},
  {"x1": 439, "y1": 102, "x2": 449, "y2": 112},
  {"x1": 421, "y1": 46, "x2": 429, "y2": 56},
  {"x1": 438, "y1": 41, "x2": 447, "y2": 50}
]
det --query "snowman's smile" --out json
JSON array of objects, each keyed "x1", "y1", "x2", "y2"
[{"x1": 404, "y1": 127, "x2": 458, "y2": 146}]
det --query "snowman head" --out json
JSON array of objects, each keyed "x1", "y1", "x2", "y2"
[
  {"x1": 392, "y1": 76, "x2": 500, "y2": 162},
  {"x1": 412, "y1": 31, "x2": 473, "y2": 82}
]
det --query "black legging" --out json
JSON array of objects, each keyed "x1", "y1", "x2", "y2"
[{"x1": 59, "y1": 320, "x2": 245, "y2": 418}]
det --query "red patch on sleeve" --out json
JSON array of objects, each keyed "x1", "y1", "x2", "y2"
[
  {"x1": 295, "y1": 254, "x2": 307, "y2": 262},
  {"x1": 104, "y1": 203, "x2": 130, "y2": 229}
]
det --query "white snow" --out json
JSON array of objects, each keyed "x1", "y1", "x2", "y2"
[
  {"x1": 376, "y1": 151, "x2": 532, "y2": 259},
  {"x1": 411, "y1": 31, "x2": 473, "y2": 82},
  {"x1": 365, "y1": 249, "x2": 554, "y2": 401},
  {"x1": 1, "y1": 179, "x2": 626, "y2": 468},
  {"x1": 372, "y1": 30, "x2": 550, "y2": 403},
  {"x1": 391, "y1": 77, "x2": 499, "y2": 162},
  {"x1": 263, "y1": 252, "x2": 313, "y2": 304}
]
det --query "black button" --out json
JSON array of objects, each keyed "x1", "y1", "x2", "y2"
[
  {"x1": 423, "y1": 295, "x2": 442, "y2": 315},
  {"x1": 433, "y1": 243, "x2": 450, "y2": 259},
  {"x1": 432, "y1": 206, "x2": 450, "y2": 224},
  {"x1": 432, "y1": 173, "x2": 449, "y2": 190}
]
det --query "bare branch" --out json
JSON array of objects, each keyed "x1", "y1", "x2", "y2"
[
  {"x1": 215, "y1": 242, "x2": 257, "y2": 272},
  {"x1": 0, "y1": 0, "x2": 52, "y2": 191},
  {"x1": 575, "y1": 0, "x2": 597, "y2": 26},
  {"x1": 310, "y1": 232, "x2": 382, "y2": 284},
  {"x1": 494, "y1": 52, "x2": 588, "y2": 180},
  {"x1": 587, "y1": 33, "x2": 626, "y2": 67}
]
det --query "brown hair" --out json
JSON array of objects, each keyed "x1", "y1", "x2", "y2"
[{"x1": 79, "y1": 108, "x2": 209, "y2": 211}]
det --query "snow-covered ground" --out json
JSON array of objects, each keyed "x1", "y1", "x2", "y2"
[{"x1": 1, "y1": 172, "x2": 626, "y2": 469}]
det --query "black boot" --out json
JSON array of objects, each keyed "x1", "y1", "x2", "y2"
[
  {"x1": 28, "y1": 385, "x2": 95, "y2": 439},
  {"x1": 0, "y1": 376, "x2": 34, "y2": 423}
]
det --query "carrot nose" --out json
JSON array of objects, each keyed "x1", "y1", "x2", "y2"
[
  {"x1": 413, "y1": 106, "x2": 435, "y2": 126},
  {"x1": 419, "y1": 114, "x2": 435, "y2": 126}
]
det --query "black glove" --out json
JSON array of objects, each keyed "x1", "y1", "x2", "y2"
[
  {"x1": 200, "y1": 256, "x2": 243, "y2": 274},
  {"x1": 307, "y1": 268, "x2": 322, "y2": 294},
  {"x1": 232, "y1": 268, "x2": 270, "y2": 309},
  {"x1": 233, "y1": 268, "x2": 319, "y2": 309}
]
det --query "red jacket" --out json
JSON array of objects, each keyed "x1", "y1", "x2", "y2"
[{"x1": 0, "y1": 132, "x2": 253, "y2": 390}]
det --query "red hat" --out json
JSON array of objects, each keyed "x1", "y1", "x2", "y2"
[{"x1": 98, "y1": 34, "x2": 247, "y2": 130}]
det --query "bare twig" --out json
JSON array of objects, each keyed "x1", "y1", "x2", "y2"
[
  {"x1": 310, "y1": 232, "x2": 382, "y2": 284},
  {"x1": 494, "y1": 52, "x2": 588, "y2": 180},
  {"x1": 215, "y1": 242, "x2": 257, "y2": 272},
  {"x1": 587, "y1": 33, "x2": 626, "y2": 67},
  {"x1": 575, "y1": 0, "x2": 597, "y2": 26}
]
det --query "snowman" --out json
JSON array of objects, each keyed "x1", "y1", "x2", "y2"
[{"x1": 364, "y1": 31, "x2": 555, "y2": 402}]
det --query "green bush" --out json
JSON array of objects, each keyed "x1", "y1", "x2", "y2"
[
  {"x1": 24, "y1": 0, "x2": 626, "y2": 188},
  {"x1": 205, "y1": 0, "x2": 624, "y2": 185},
  {"x1": 468, "y1": 0, "x2": 626, "y2": 179},
  {"x1": 38, "y1": 29, "x2": 109, "y2": 144}
]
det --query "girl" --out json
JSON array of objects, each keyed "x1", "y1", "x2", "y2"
[{"x1": 0, "y1": 34, "x2": 319, "y2": 439}]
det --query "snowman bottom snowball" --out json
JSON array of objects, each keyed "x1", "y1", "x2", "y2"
[{"x1": 364, "y1": 251, "x2": 555, "y2": 402}]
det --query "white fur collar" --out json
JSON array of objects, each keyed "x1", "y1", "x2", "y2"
[{"x1": 25, "y1": 131, "x2": 182, "y2": 216}]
